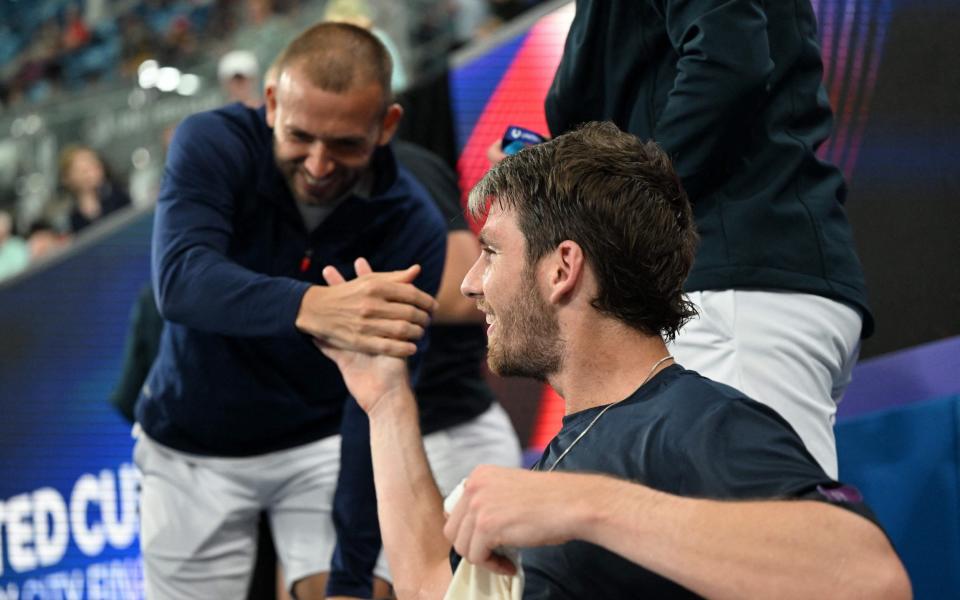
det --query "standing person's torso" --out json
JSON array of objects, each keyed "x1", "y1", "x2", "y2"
[
  {"x1": 545, "y1": 0, "x2": 872, "y2": 336},
  {"x1": 139, "y1": 104, "x2": 446, "y2": 456}
]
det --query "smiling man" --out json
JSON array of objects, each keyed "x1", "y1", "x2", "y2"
[
  {"x1": 321, "y1": 122, "x2": 911, "y2": 599},
  {"x1": 139, "y1": 23, "x2": 447, "y2": 600}
]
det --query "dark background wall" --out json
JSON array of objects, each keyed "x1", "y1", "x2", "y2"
[{"x1": 843, "y1": 0, "x2": 960, "y2": 358}]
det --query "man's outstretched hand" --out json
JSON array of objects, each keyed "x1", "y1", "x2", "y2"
[
  {"x1": 296, "y1": 258, "x2": 438, "y2": 358},
  {"x1": 312, "y1": 258, "x2": 418, "y2": 415}
]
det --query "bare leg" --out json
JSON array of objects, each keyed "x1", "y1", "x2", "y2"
[{"x1": 325, "y1": 576, "x2": 394, "y2": 600}]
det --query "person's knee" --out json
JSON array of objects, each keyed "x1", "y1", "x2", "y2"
[
  {"x1": 322, "y1": 576, "x2": 393, "y2": 600},
  {"x1": 373, "y1": 576, "x2": 394, "y2": 599},
  {"x1": 290, "y1": 574, "x2": 393, "y2": 600},
  {"x1": 292, "y1": 572, "x2": 328, "y2": 600}
]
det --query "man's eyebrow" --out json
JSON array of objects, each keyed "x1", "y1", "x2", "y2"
[
  {"x1": 330, "y1": 136, "x2": 368, "y2": 146},
  {"x1": 285, "y1": 127, "x2": 365, "y2": 146},
  {"x1": 478, "y1": 231, "x2": 494, "y2": 248},
  {"x1": 286, "y1": 125, "x2": 312, "y2": 138}
]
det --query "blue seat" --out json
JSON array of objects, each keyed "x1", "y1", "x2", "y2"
[{"x1": 837, "y1": 395, "x2": 960, "y2": 599}]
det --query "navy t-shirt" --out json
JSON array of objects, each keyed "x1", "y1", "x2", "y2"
[{"x1": 519, "y1": 365, "x2": 876, "y2": 599}]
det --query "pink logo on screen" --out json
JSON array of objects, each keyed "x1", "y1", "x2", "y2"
[{"x1": 814, "y1": 0, "x2": 892, "y2": 178}]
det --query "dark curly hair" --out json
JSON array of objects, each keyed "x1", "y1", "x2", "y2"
[{"x1": 469, "y1": 121, "x2": 699, "y2": 340}]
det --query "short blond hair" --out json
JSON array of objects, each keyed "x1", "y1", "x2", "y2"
[{"x1": 275, "y1": 21, "x2": 391, "y2": 95}]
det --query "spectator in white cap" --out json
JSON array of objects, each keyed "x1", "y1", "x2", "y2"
[{"x1": 218, "y1": 49, "x2": 261, "y2": 107}]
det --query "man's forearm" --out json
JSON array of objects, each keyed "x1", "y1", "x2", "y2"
[
  {"x1": 577, "y1": 476, "x2": 910, "y2": 600},
  {"x1": 368, "y1": 392, "x2": 452, "y2": 599},
  {"x1": 153, "y1": 243, "x2": 309, "y2": 337}
]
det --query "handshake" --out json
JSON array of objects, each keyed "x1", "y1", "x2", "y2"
[{"x1": 295, "y1": 257, "x2": 434, "y2": 411}]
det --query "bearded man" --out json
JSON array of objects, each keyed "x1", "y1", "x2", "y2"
[{"x1": 321, "y1": 122, "x2": 910, "y2": 599}]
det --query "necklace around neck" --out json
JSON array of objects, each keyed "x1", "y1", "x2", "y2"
[{"x1": 539, "y1": 355, "x2": 674, "y2": 473}]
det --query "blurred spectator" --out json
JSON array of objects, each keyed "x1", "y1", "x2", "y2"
[
  {"x1": 119, "y1": 12, "x2": 154, "y2": 76},
  {"x1": 11, "y1": 20, "x2": 63, "y2": 104},
  {"x1": 0, "y1": 210, "x2": 29, "y2": 281},
  {"x1": 26, "y1": 220, "x2": 70, "y2": 262},
  {"x1": 62, "y1": 5, "x2": 92, "y2": 52},
  {"x1": 2, "y1": 0, "x2": 543, "y2": 111},
  {"x1": 451, "y1": 0, "x2": 493, "y2": 47},
  {"x1": 407, "y1": 0, "x2": 457, "y2": 77},
  {"x1": 84, "y1": 0, "x2": 111, "y2": 29},
  {"x1": 159, "y1": 14, "x2": 200, "y2": 66},
  {"x1": 224, "y1": 0, "x2": 296, "y2": 73},
  {"x1": 57, "y1": 145, "x2": 131, "y2": 234},
  {"x1": 217, "y1": 49, "x2": 261, "y2": 107}
]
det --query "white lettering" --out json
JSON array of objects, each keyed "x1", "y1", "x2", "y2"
[
  {"x1": 0, "y1": 499, "x2": 5, "y2": 578},
  {"x1": 86, "y1": 562, "x2": 107, "y2": 600},
  {"x1": 64, "y1": 569, "x2": 85, "y2": 600},
  {"x1": 44, "y1": 569, "x2": 84, "y2": 600},
  {"x1": 2, "y1": 464, "x2": 142, "y2": 577},
  {"x1": 32, "y1": 488, "x2": 68, "y2": 568},
  {"x1": 18, "y1": 579, "x2": 40, "y2": 600},
  {"x1": 69, "y1": 475, "x2": 105, "y2": 557},
  {"x1": 6, "y1": 495, "x2": 36, "y2": 573},
  {"x1": 0, "y1": 564, "x2": 137, "y2": 600},
  {"x1": 86, "y1": 559, "x2": 144, "y2": 600},
  {"x1": 109, "y1": 558, "x2": 143, "y2": 599},
  {"x1": 100, "y1": 467, "x2": 138, "y2": 550}
]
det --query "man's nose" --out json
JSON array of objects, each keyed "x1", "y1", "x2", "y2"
[
  {"x1": 303, "y1": 143, "x2": 335, "y2": 179},
  {"x1": 460, "y1": 256, "x2": 483, "y2": 299}
]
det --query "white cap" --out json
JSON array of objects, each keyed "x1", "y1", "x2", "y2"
[{"x1": 217, "y1": 50, "x2": 260, "y2": 82}]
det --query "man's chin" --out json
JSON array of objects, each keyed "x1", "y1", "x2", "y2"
[
  {"x1": 487, "y1": 353, "x2": 548, "y2": 382},
  {"x1": 297, "y1": 194, "x2": 337, "y2": 207},
  {"x1": 295, "y1": 185, "x2": 340, "y2": 206}
]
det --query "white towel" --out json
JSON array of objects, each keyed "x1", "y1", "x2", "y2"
[{"x1": 442, "y1": 479, "x2": 524, "y2": 600}]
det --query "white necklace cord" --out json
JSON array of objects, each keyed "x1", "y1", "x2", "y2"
[{"x1": 542, "y1": 354, "x2": 674, "y2": 472}]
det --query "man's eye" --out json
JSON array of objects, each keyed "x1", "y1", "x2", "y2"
[{"x1": 329, "y1": 141, "x2": 366, "y2": 154}]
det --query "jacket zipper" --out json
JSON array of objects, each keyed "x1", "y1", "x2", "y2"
[{"x1": 299, "y1": 248, "x2": 313, "y2": 273}]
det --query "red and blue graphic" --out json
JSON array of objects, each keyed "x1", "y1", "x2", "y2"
[
  {"x1": 452, "y1": 3, "x2": 575, "y2": 211},
  {"x1": 815, "y1": 0, "x2": 893, "y2": 177}
]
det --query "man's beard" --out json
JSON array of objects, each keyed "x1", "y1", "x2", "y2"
[
  {"x1": 274, "y1": 143, "x2": 355, "y2": 206},
  {"x1": 487, "y1": 271, "x2": 564, "y2": 381}
]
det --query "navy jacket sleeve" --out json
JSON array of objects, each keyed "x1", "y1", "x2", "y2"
[
  {"x1": 152, "y1": 112, "x2": 310, "y2": 337},
  {"x1": 328, "y1": 169, "x2": 447, "y2": 597},
  {"x1": 652, "y1": 0, "x2": 773, "y2": 199}
]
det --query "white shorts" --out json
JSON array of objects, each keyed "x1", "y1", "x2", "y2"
[
  {"x1": 135, "y1": 403, "x2": 521, "y2": 598},
  {"x1": 668, "y1": 290, "x2": 862, "y2": 478}
]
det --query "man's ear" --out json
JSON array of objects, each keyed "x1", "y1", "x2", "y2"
[
  {"x1": 377, "y1": 103, "x2": 404, "y2": 146},
  {"x1": 546, "y1": 241, "x2": 585, "y2": 304},
  {"x1": 264, "y1": 83, "x2": 278, "y2": 128}
]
